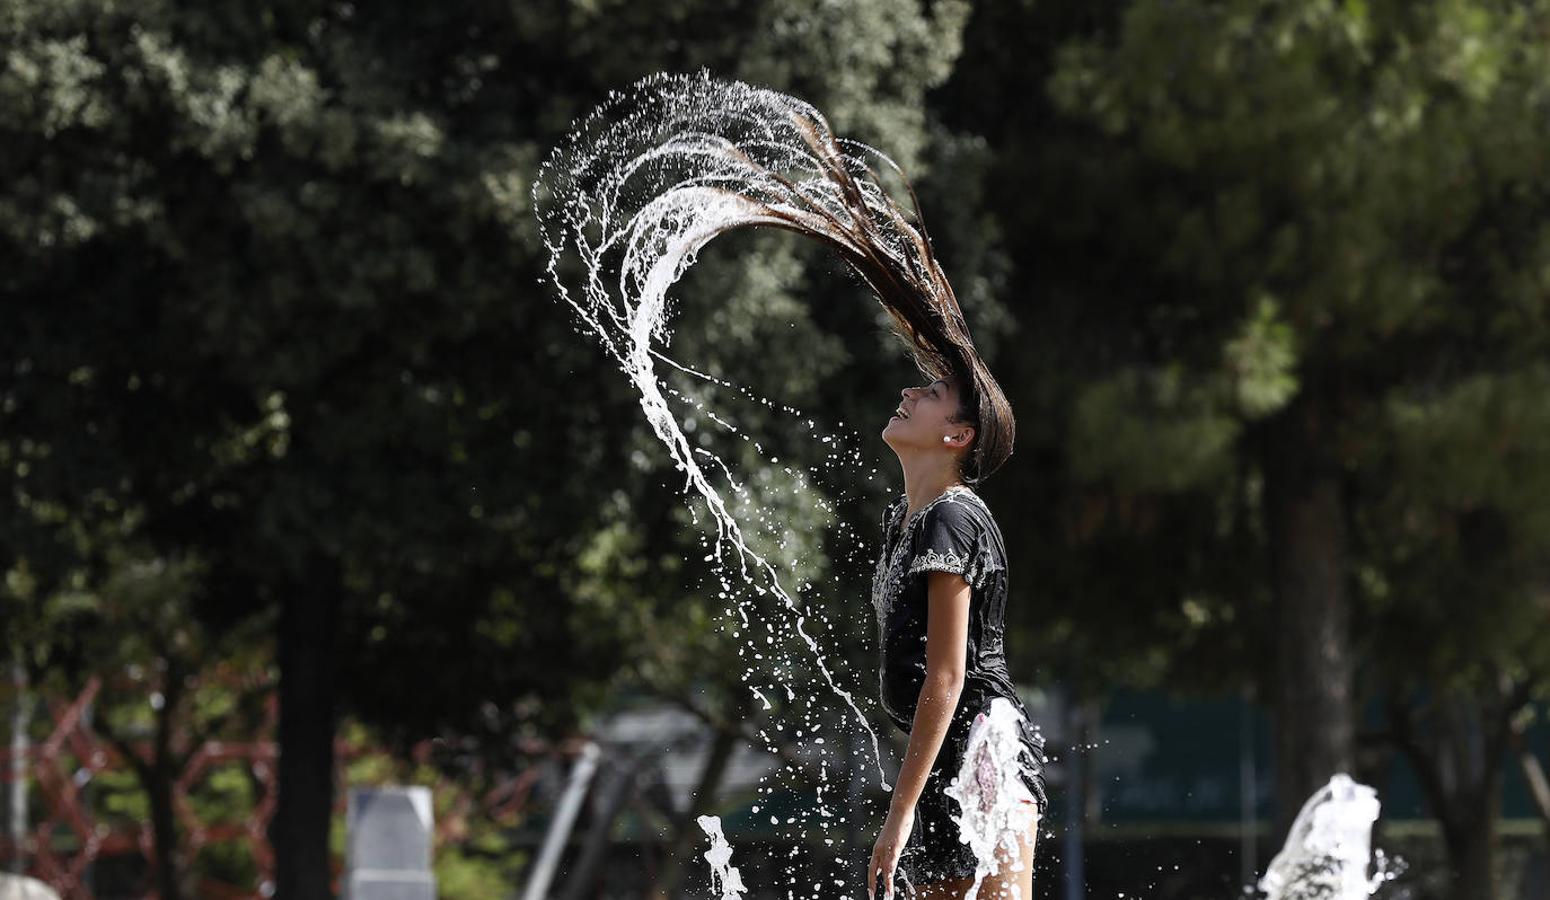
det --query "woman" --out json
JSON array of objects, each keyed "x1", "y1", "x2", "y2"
[
  {"x1": 536, "y1": 69, "x2": 1045, "y2": 898},
  {"x1": 868, "y1": 372, "x2": 1048, "y2": 900}
]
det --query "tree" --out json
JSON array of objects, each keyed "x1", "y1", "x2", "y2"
[
  {"x1": 1361, "y1": 365, "x2": 1550, "y2": 899},
  {"x1": 939, "y1": 0, "x2": 1550, "y2": 894},
  {"x1": 934, "y1": 0, "x2": 1272, "y2": 769},
  {"x1": 44, "y1": 546, "x2": 271, "y2": 900},
  {"x1": 2, "y1": 1, "x2": 988, "y2": 895},
  {"x1": 0, "y1": 2, "x2": 635, "y2": 891}
]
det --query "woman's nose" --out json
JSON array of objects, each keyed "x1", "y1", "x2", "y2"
[{"x1": 900, "y1": 387, "x2": 913, "y2": 400}]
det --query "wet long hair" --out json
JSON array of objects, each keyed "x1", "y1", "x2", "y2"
[
  {"x1": 739, "y1": 113, "x2": 1016, "y2": 485},
  {"x1": 537, "y1": 73, "x2": 1015, "y2": 484}
]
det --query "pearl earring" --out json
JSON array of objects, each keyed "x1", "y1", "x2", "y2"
[{"x1": 942, "y1": 435, "x2": 952, "y2": 443}]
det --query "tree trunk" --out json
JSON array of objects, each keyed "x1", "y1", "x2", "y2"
[
  {"x1": 96, "y1": 682, "x2": 184, "y2": 900},
  {"x1": 1392, "y1": 697, "x2": 1508, "y2": 900},
  {"x1": 1441, "y1": 796, "x2": 1499, "y2": 900},
  {"x1": 272, "y1": 590, "x2": 341, "y2": 900},
  {"x1": 147, "y1": 665, "x2": 186, "y2": 900},
  {"x1": 145, "y1": 759, "x2": 182, "y2": 900},
  {"x1": 557, "y1": 748, "x2": 660, "y2": 900},
  {"x1": 1263, "y1": 396, "x2": 1354, "y2": 837},
  {"x1": 1450, "y1": 763, "x2": 1504, "y2": 900}
]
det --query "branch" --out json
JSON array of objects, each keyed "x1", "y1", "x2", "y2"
[
  {"x1": 1507, "y1": 718, "x2": 1550, "y2": 831},
  {"x1": 1484, "y1": 675, "x2": 1532, "y2": 763},
  {"x1": 1514, "y1": 736, "x2": 1550, "y2": 829}
]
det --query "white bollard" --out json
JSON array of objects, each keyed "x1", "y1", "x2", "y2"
[
  {"x1": 0, "y1": 874, "x2": 61, "y2": 900},
  {"x1": 345, "y1": 786, "x2": 436, "y2": 900}
]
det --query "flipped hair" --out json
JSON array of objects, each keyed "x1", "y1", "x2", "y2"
[{"x1": 678, "y1": 89, "x2": 1017, "y2": 482}]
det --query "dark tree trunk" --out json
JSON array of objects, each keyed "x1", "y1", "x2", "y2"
[
  {"x1": 1263, "y1": 396, "x2": 1354, "y2": 836},
  {"x1": 1451, "y1": 814, "x2": 1498, "y2": 900},
  {"x1": 99, "y1": 664, "x2": 186, "y2": 900},
  {"x1": 148, "y1": 666, "x2": 186, "y2": 900},
  {"x1": 1438, "y1": 784, "x2": 1500, "y2": 900},
  {"x1": 1391, "y1": 693, "x2": 1515, "y2": 900},
  {"x1": 145, "y1": 760, "x2": 182, "y2": 900},
  {"x1": 272, "y1": 589, "x2": 341, "y2": 900}
]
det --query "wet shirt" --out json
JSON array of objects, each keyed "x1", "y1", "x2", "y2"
[{"x1": 870, "y1": 485, "x2": 1047, "y2": 809}]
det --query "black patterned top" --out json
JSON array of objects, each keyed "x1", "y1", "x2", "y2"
[{"x1": 870, "y1": 484, "x2": 1048, "y2": 810}]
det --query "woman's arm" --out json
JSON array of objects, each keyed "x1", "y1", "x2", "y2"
[
  {"x1": 869, "y1": 570, "x2": 971, "y2": 898},
  {"x1": 893, "y1": 570, "x2": 971, "y2": 810}
]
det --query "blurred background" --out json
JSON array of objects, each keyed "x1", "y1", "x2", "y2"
[{"x1": 3, "y1": 0, "x2": 1549, "y2": 898}]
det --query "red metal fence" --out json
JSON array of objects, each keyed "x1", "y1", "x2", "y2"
[
  {"x1": 2, "y1": 677, "x2": 550, "y2": 899},
  {"x1": 1, "y1": 677, "x2": 279, "y2": 900}
]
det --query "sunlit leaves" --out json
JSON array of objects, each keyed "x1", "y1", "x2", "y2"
[{"x1": 1224, "y1": 296, "x2": 1299, "y2": 419}]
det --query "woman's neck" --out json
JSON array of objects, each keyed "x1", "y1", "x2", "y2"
[{"x1": 901, "y1": 458, "x2": 965, "y2": 518}]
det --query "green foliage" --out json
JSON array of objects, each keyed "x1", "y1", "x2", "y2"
[
  {"x1": 934, "y1": 0, "x2": 1550, "y2": 712},
  {"x1": 1224, "y1": 297, "x2": 1300, "y2": 419},
  {"x1": 1070, "y1": 367, "x2": 1239, "y2": 493},
  {"x1": 1360, "y1": 364, "x2": 1550, "y2": 687}
]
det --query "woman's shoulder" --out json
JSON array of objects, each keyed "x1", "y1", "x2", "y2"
[
  {"x1": 909, "y1": 488, "x2": 993, "y2": 549},
  {"x1": 907, "y1": 487, "x2": 1008, "y2": 587},
  {"x1": 942, "y1": 485, "x2": 992, "y2": 512},
  {"x1": 923, "y1": 486, "x2": 993, "y2": 528}
]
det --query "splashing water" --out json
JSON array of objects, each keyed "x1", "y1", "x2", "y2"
[
  {"x1": 534, "y1": 70, "x2": 941, "y2": 897},
  {"x1": 534, "y1": 70, "x2": 966, "y2": 794},
  {"x1": 1260, "y1": 774, "x2": 1394, "y2": 900},
  {"x1": 944, "y1": 698, "x2": 1040, "y2": 900},
  {"x1": 697, "y1": 815, "x2": 748, "y2": 900}
]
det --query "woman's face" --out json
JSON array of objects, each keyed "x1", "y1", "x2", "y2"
[{"x1": 882, "y1": 377, "x2": 973, "y2": 452}]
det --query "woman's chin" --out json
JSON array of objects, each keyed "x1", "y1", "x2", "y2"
[{"x1": 881, "y1": 418, "x2": 910, "y2": 449}]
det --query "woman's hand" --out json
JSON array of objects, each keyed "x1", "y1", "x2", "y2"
[{"x1": 868, "y1": 805, "x2": 915, "y2": 899}]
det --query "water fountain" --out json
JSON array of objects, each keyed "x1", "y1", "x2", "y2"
[
  {"x1": 697, "y1": 772, "x2": 1395, "y2": 899},
  {"x1": 1259, "y1": 774, "x2": 1396, "y2": 900}
]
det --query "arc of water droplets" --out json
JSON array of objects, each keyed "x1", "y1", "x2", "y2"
[{"x1": 534, "y1": 71, "x2": 916, "y2": 786}]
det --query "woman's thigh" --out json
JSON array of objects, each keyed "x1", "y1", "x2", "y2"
[{"x1": 976, "y1": 816, "x2": 1037, "y2": 899}]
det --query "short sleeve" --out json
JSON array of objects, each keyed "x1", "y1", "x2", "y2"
[{"x1": 908, "y1": 500, "x2": 980, "y2": 581}]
